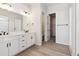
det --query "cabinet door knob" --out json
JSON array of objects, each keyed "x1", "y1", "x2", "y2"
[
  {"x1": 22, "y1": 46, "x2": 25, "y2": 47},
  {"x1": 31, "y1": 36, "x2": 33, "y2": 39},
  {"x1": 22, "y1": 36, "x2": 24, "y2": 37},
  {"x1": 7, "y1": 43, "x2": 8, "y2": 47},
  {"x1": 9, "y1": 43, "x2": 11, "y2": 47},
  {"x1": 22, "y1": 40, "x2": 25, "y2": 41}
]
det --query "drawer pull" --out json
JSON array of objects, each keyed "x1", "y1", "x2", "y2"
[
  {"x1": 7, "y1": 43, "x2": 8, "y2": 47},
  {"x1": 9, "y1": 43, "x2": 11, "y2": 47},
  {"x1": 22, "y1": 46, "x2": 25, "y2": 47},
  {"x1": 22, "y1": 40, "x2": 25, "y2": 41},
  {"x1": 22, "y1": 36, "x2": 24, "y2": 37},
  {"x1": 31, "y1": 36, "x2": 33, "y2": 39}
]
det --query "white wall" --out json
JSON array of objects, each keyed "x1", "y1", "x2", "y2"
[
  {"x1": 76, "y1": 3, "x2": 79, "y2": 56},
  {"x1": 68, "y1": 4, "x2": 76, "y2": 55},
  {"x1": 45, "y1": 3, "x2": 69, "y2": 45},
  {"x1": 41, "y1": 4, "x2": 48, "y2": 41},
  {"x1": 45, "y1": 3, "x2": 76, "y2": 55},
  {"x1": 41, "y1": 3, "x2": 76, "y2": 55},
  {"x1": 17, "y1": 3, "x2": 42, "y2": 46},
  {"x1": 31, "y1": 4, "x2": 42, "y2": 45}
]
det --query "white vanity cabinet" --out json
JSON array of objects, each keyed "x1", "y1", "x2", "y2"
[
  {"x1": 25, "y1": 33, "x2": 35, "y2": 48},
  {"x1": 8, "y1": 36, "x2": 19, "y2": 56},
  {"x1": 19, "y1": 35, "x2": 27, "y2": 52},
  {"x1": 26, "y1": 34, "x2": 32, "y2": 48},
  {"x1": 0, "y1": 38, "x2": 8, "y2": 56},
  {"x1": 31, "y1": 33, "x2": 35, "y2": 45},
  {"x1": 19, "y1": 33, "x2": 35, "y2": 52},
  {"x1": 0, "y1": 33, "x2": 36, "y2": 56},
  {"x1": 0, "y1": 36, "x2": 19, "y2": 56}
]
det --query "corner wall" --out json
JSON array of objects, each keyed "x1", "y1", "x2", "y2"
[{"x1": 31, "y1": 4, "x2": 42, "y2": 45}]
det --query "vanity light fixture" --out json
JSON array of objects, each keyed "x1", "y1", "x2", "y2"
[
  {"x1": 24, "y1": 11, "x2": 27, "y2": 14},
  {"x1": 1, "y1": 3, "x2": 12, "y2": 7},
  {"x1": 24, "y1": 11, "x2": 30, "y2": 15}
]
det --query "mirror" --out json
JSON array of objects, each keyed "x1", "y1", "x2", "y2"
[
  {"x1": 0, "y1": 15, "x2": 22, "y2": 35},
  {"x1": 0, "y1": 16, "x2": 9, "y2": 35},
  {"x1": 9, "y1": 18, "x2": 22, "y2": 32},
  {"x1": 0, "y1": 8, "x2": 23, "y2": 35}
]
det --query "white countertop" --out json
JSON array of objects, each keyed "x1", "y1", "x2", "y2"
[
  {"x1": 0, "y1": 32, "x2": 25, "y2": 38},
  {"x1": 0, "y1": 31, "x2": 35, "y2": 42},
  {"x1": 0, "y1": 31, "x2": 35, "y2": 38}
]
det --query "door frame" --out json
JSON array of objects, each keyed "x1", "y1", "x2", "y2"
[
  {"x1": 44, "y1": 13, "x2": 56, "y2": 42},
  {"x1": 69, "y1": 6, "x2": 76, "y2": 56}
]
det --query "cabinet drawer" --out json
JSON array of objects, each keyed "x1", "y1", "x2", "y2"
[
  {"x1": 20, "y1": 39, "x2": 26, "y2": 42},
  {"x1": 20, "y1": 38, "x2": 26, "y2": 42},
  {"x1": 19, "y1": 40, "x2": 26, "y2": 46},
  {"x1": 19, "y1": 38, "x2": 26, "y2": 44},
  {"x1": 19, "y1": 41, "x2": 26, "y2": 45},
  {"x1": 17, "y1": 35, "x2": 25, "y2": 39},
  {"x1": 19, "y1": 44, "x2": 26, "y2": 51},
  {"x1": 0, "y1": 39, "x2": 3, "y2": 42}
]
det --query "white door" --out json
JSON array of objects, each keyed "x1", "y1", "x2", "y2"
[
  {"x1": 47, "y1": 16, "x2": 50, "y2": 41},
  {"x1": 9, "y1": 39, "x2": 19, "y2": 56},
  {"x1": 0, "y1": 41, "x2": 8, "y2": 56}
]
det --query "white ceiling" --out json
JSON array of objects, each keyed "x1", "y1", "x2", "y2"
[
  {"x1": 0, "y1": 3, "x2": 73, "y2": 15},
  {"x1": 0, "y1": 3, "x2": 32, "y2": 15},
  {"x1": 41, "y1": 3, "x2": 73, "y2": 7}
]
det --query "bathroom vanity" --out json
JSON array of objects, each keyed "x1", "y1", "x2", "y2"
[
  {"x1": 0, "y1": 9, "x2": 36, "y2": 56},
  {"x1": 0, "y1": 32, "x2": 35, "y2": 56}
]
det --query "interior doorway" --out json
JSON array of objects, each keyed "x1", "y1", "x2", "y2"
[
  {"x1": 49, "y1": 13, "x2": 56, "y2": 42},
  {"x1": 41, "y1": 12, "x2": 56, "y2": 44}
]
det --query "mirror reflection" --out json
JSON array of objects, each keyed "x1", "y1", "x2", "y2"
[
  {"x1": 0, "y1": 12, "x2": 22, "y2": 36},
  {"x1": 0, "y1": 16, "x2": 8, "y2": 35}
]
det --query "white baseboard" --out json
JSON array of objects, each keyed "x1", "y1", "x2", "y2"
[{"x1": 56, "y1": 41, "x2": 69, "y2": 46}]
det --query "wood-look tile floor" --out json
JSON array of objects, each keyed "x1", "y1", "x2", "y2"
[{"x1": 17, "y1": 39, "x2": 71, "y2": 56}]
